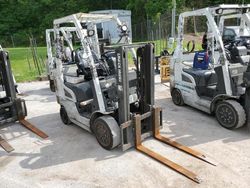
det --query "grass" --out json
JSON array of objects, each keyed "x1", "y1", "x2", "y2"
[
  {"x1": 6, "y1": 38, "x2": 203, "y2": 83},
  {"x1": 7, "y1": 47, "x2": 47, "y2": 82}
]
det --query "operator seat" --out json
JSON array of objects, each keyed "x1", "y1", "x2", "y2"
[
  {"x1": 101, "y1": 51, "x2": 116, "y2": 75},
  {"x1": 185, "y1": 48, "x2": 213, "y2": 86},
  {"x1": 183, "y1": 68, "x2": 217, "y2": 97},
  {"x1": 183, "y1": 69, "x2": 214, "y2": 85},
  {"x1": 74, "y1": 48, "x2": 111, "y2": 79},
  {"x1": 64, "y1": 47, "x2": 72, "y2": 62},
  {"x1": 62, "y1": 47, "x2": 75, "y2": 65},
  {"x1": 193, "y1": 51, "x2": 210, "y2": 70},
  {"x1": 183, "y1": 49, "x2": 217, "y2": 97},
  {"x1": 74, "y1": 48, "x2": 92, "y2": 79}
]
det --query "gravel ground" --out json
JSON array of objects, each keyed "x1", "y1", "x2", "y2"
[{"x1": 0, "y1": 76, "x2": 250, "y2": 188}]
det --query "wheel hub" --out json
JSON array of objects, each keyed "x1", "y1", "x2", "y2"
[
  {"x1": 217, "y1": 105, "x2": 236, "y2": 126},
  {"x1": 96, "y1": 123, "x2": 111, "y2": 147}
]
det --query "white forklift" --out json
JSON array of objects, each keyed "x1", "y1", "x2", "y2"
[
  {"x1": 46, "y1": 13, "x2": 137, "y2": 150},
  {"x1": 46, "y1": 13, "x2": 216, "y2": 183},
  {"x1": 218, "y1": 10, "x2": 250, "y2": 43},
  {"x1": 170, "y1": 4, "x2": 250, "y2": 129}
]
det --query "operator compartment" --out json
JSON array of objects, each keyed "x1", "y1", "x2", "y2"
[{"x1": 62, "y1": 49, "x2": 138, "y2": 113}]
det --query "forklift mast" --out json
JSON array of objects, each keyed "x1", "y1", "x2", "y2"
[
  {"x1": 102, "y1": 43, "x2": 155, "y2": 151},
  {"x1": 116, "y1": 43, "x2": 155, "y2": 124},
  {"x1": 0, "y1": 50, "x2": 26, "y2": 123},
  {"x1": 0, "y1": 51, "x2": 15, "y2": 99},
  {"x1": 0, "y1": 48, "x2": 48, "y2": 153},
  {"x1": 108, "y1": 43, "x2": 217, "y2": 183}
]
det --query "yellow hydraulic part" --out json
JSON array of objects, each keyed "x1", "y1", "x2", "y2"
[{"x1": 160, "y1": 56, "x2": 170, "y2": 83}]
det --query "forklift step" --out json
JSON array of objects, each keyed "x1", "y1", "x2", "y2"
[
  {"x1": 0, "y1": 136, "x2": 14, "y2": 153},
  {"x1": 19, "y1": 119, "x2": 48, "y2": 139},
  {"x1": 133, "y1": 107, "x2": 217, "y2": 183}
]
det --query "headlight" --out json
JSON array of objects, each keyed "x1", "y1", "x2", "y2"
[
  {"x1": 121, "y1": 25, "x2": 128, "y2": 32},
  {"x1": 87, "y1": 29, "x2": 95, "y2": 37}
]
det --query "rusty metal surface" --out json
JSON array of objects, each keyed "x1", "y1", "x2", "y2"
[
  {"x1": 153, "y1": 107, "x2": 217, "y2": 166},
  {"x1": 134, "y1": 113, "x2": 201, "y2": 184},
  {"x1": 140, "y1": 111, "x2": 152, "y2": 120},
  {"x1": 19, "y1": 119, "x2": 48, "y2": 139},
  {"x1": 0, "y1": 136, "x2": 14, "y2": 153},
  {"x1": 136, "y1": 144, "x2": 201, "y2": 183},
  {"x1": 154, "y1": 134, "x2": 217, "y2": 166},
  {"x1": 135, "y1": 115, "x2": 142, "y2": 146}
]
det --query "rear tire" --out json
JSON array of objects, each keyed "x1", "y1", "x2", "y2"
[
  {"x1": 60, "y1": 106, "x2": 71, "y2": 125},
  {"x1": 49, "y1": 79, "x2": 55, "y2": 92},
  {"x1": 215, "y1": 100, "x2": 246, "y2": 129},
  {"x1": 171, "y1": 88, "x2": 184, "y2": 106},
  {"x1": 93, "y1": 115, "x2": 120, "y2": 150}
]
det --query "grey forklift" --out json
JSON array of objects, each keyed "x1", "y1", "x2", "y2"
[
  {"x1": 47, "y1": 13, "x2": 216, "y2": 183},
  {"x1": 0, "y1": 47, "x2": 48, "y2": 153}
]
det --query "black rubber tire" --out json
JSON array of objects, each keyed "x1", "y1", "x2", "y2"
[
  {"x1": 60, "y1": 106, "x2": 71, "y2": 125},
  {"x1": 171, "y1": 88, "x2": 184, "y2": 106},
  {"x1": 93, "y1": 115, "x2": 120, "y2": 150},
  {"x1": 49, "y1": 80, "x2": 55, "y2": 92},
  {"x1": 215, "y1": 100, "x2": 246, "y2": 129}
]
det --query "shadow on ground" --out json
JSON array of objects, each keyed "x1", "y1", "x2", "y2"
[
  {"x1": 1, "y1": 80, "x2": 249, "y2": 171},
  {"x1": 156, "y1": 97, "x2": 250, "y2": 147},
  {"x1": 0, "y1": 113, "x2": 123, "y2": 170}
]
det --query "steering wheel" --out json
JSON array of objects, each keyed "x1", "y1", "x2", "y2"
[{"x1": 187, "y1": 40, "x2": 195, "y2": 53}]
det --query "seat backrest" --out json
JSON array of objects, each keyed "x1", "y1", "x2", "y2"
[
  {"x1": 74, "y1": 49, "x2": 89, "y2": 76},
  {"x1": 193, "y1": 51, "x2": 210, "y2": 70},
  {"x1": 64, "y1": 47, "x2": 72, "y2": 62}
]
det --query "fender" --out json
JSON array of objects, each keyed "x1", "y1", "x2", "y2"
[
  {"x1": 210, "y1": 94, "x2": 239, "y2": 113},
  {"x1": 89, "y1": 111, "x2": 113, "y2": 132}
]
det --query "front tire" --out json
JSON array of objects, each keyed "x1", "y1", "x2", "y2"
[
  {"x1": 93, "y1": 115, "x2": 120, "y2": 150},
  {"x1": 171, "y1": 88, "x2": 184, "y2": 106},
  {"x1": 215, "y1": 100, "x2": 246, "y2": 129}
]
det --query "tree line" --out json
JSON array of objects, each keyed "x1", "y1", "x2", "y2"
[{"x1": 0, "y1": 0, "x2": 246, "y2": 47}]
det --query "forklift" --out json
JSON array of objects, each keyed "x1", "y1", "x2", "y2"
[
  {"x1": 47, "y1": 13, "x2": 216, "y2": 183},
  {"x1": 0, "y1": 46, "x2": 48, "y2": 153},
  {"x1": 170, "y1": 5, "x2": 250, "y2": 129}
]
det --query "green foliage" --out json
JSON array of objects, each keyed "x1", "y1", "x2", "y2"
[
  {"x1": 0, "y1": 0, "x2": 248, "y2": 47},
  {"x1": 144, "y1": 0, "x2": 170, "y2": 20},
  {"x1": 127, "y1": 0, "x2": 147, "y2": 23},
  {"x1": 0, "y1": 0, "x2": 127, "y2": 47},
  {"x1": 127, "y1": 0, "x2": 188, "y2": 23}
]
